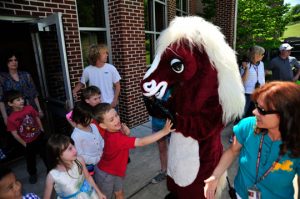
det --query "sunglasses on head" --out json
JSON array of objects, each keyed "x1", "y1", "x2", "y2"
[{"x1": 254, "y1": 103, "x2": 279, "y2": 115}]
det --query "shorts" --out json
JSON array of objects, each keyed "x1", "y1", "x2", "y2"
[
  {"x1": 94, "y1": 166, "x2": 123, "y2": 199},
  {"x1": 152, "y1": 117, "x2": 171, "y2": 141},
  {"x1": 86, "y1": 164, "x2": 95, "y2": 175},
  {"x1": 152, "y1": 117, "x2": 166, "y2": 132}
]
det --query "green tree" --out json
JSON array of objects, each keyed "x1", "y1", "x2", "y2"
[
  {"x1": 237, "y1": 0, "x2": 290, "y2": 56},
  {"x1": 286, "y1": 4, "x2": 300, "y2": 23}
]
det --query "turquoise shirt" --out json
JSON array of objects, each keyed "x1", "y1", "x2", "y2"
[{"x1": 233, "y1": 117, "x2": 300, "y2": 199}]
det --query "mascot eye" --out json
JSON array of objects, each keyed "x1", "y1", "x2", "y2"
[{"x1": 170, "y1": 59, "x2": 184, "y2": 73}]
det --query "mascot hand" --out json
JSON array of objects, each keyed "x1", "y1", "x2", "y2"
[
  {"x1": 143, "y1": 96, "x2": 176, "y2": 125},
  {"x1": 204, "y1": 176, "x2": 218, "y2": 199}
]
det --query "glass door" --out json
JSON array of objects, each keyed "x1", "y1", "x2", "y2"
[{"x1": 31, "y1": 13, "x2": 73, "y2": 135}]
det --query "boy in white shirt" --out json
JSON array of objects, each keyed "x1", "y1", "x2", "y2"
[{"x1": 72, "y1": 44, "x2": 121, "y2": 108}]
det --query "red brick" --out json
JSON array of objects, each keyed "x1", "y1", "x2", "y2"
[
  {"x1": 5, "y1": 3, "x2": 22, "y2": 9},
  {"x1": 30, "y1": 1, "x2": 45, "y2": 7},
  {"x1": 14, "y1": 0, "x2": 29, "y2": 5}
]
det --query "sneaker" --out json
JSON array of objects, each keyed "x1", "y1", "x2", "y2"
[
  {"x1": 29, "y1": 174, "x2": 37, "y2": 184},
  {"x1": 151, "y1": 170, "x2": 166, "y2": 184}
]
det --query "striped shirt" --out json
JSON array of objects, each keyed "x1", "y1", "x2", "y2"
[{"x1": 240, "y1": 61, "x2": 265, "y2": 94}]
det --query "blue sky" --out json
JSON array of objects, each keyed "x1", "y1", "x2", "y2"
[{"x1": 284, "y1": 0, "x2": 300, "y2": 6}]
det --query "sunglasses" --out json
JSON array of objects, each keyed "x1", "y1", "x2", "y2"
[{"x1": 254, "y1": 103, "x2": 279, "y2": 115}]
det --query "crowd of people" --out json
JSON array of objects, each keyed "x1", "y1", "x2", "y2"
[
  {"x1": 214, "y1": 43, "x2": 300, "y2": 199},
  {"x1": 1, "y1": 42, "x2": 300, "y2": 199},
  {"x1": 0, "y1": 44, "x2": 175, "y2": 199}
]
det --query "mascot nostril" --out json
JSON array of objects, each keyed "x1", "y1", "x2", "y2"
[{"x1": 140, "y1": 16, "x2": 245, "y2": 199}]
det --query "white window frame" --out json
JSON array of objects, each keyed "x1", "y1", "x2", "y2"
[
  {"x1": 176, "y1": 0, "x2": 189, "y2": 16},
  {"x1": 145, "y1": 0, "x2": 168, "y2": 65},
  {"x1": 76, "y1": 0, "x2": 112, "y2": 66}
]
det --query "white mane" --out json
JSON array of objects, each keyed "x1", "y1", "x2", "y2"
[{"x1": 154, "y1": 16, "x2": 245, "y2": 124}]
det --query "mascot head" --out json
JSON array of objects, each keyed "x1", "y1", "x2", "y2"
[{"x1": 141, "y1": 16, "x2": 245, "y2": 128}]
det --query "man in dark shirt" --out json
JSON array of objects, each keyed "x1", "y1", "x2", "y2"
[{"x1": 267, "y1": 43, "x2": 300, "y2": 81}]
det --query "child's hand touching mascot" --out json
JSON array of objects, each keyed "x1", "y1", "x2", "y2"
[{"x1": 141, "y1": 16, "x2": 245, "y2": 199}]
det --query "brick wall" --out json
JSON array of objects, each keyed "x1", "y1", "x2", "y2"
[
  {"x1": 0, "y1": 0, "x2": 83, "y2": 97},
  {"x1": 215, "y1": 0, "x2": 236, "y2": 47},
  {"x1": 167, "y1": 0, "x2": 176, "y2": 24},
  {"x1": 189, "y1": 0, "x2": 197, "y2": 15},
  {"x1": 107, "y1": 0, "x2": 148, "y2": 127}
]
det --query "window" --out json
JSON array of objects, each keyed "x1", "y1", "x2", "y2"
[
  {"x1": 176, "y1": 0, "x2": 188, "y2": 16},
  {"x1": 144, "y1": 0, "x2": 167, "y2": 65},
  {"x1": 77, "y1": 0, "x2": 110, "y2": 66}
]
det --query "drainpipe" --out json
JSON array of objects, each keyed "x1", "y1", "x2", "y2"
[{"x1": 233, "y1": 0, "x2": 238, "y2": 50}]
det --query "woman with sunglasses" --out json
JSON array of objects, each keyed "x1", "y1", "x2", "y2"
[
  {"x1": 0, "y1": 50, "x2": 43, "y2": 125},
  {"x1": 204, "y1": 81, "x2": 300, "y2": 199}
]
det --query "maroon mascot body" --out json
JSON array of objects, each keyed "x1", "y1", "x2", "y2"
[{"x1": 141, "y1": 16, "x2": 245, "y2": 199}]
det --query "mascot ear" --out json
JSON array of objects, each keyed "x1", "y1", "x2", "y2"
[{"x1": 143, "y1": 96, "x2": 176, "y2": 127}]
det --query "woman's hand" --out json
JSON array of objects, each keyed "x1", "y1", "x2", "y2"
[
  {"x1": 204, "y1": 175, "x2": 219, "y2": 199},
  {"x1": 242, "y1": 61, "x2": 248, "y2": 70}
]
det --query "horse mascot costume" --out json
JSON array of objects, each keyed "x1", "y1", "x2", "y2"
[{"x1": 141, "y1": 16, "x2": 245, "y2": 199}]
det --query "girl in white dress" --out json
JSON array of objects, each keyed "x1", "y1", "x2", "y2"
[{"x1": 43, "y1": 134, "x2": 106, "y2": 199}]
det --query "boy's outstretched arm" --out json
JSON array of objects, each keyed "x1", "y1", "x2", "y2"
[{"x1": 135, "y1": 119, "x2": 175, "y2": 147}]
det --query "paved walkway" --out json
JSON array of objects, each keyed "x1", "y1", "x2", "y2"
[{"x1": 6, "y1": 120, "x2": 298, "y2": 198}]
